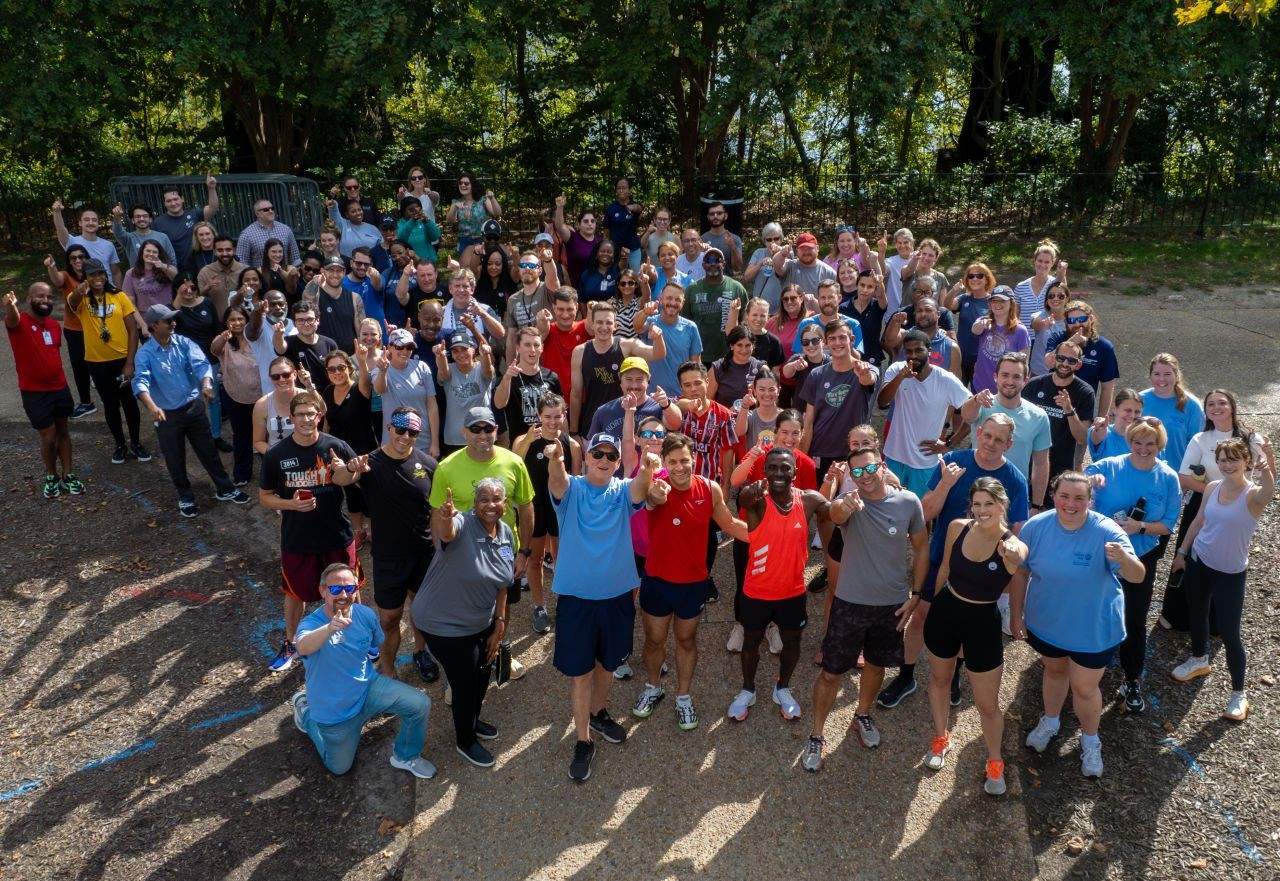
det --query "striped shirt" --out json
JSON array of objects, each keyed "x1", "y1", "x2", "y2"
[{"x1": 680, "y1": 401, "x2": 738, "y2": 480}]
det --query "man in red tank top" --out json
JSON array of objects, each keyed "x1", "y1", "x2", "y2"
[
  {"x1": 632, "y1": 433, "x2": 747, "y2": 731},
  {"x1": 728, "y1": 447, "x2": 830, "y2": 722}
]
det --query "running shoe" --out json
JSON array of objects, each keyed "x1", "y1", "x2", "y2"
[
  {"x1": 291, "y1": 689, "x2": 308, "y2": 733},
  {"x1": 950, "y1": 672, "x2": 963, "y2": 707},
  {"x1": 727, "y1": 689, "x2": 756, "y2": 721},
  {"x1": 802, "y1": 735, "x2": 825, "y2": 773},
  {"x1": 924, "y1": 732, "x2": 952, "y2": 770},
  {"x1": 1120, "y1": 679, "x2": 1145, "y2": 714},
  {"x1": 852, "y1": 713, "x2": 881, "y2": 748},
  {"x1": 1170, "y1": 656, "x2": 1212, "y2": 682},
  {"x1": 42, "y1": 475, "x2": 61, "y2": 499},
  {"x1": 1223, "y1": 691, "x2": 1249, "y2": 722},
  {"x1": 62, "y1": 473, "x2": 86, "y2": 495},
  {"x1": 1080, "y1": 740, "x2": 1104, "y2": 778},
  {"x1": 568, "y1": 740, "x2": 595, "y2": 782},
  {"x1": 632, "y1": 684, "x2": 665, "y2": 718},
  {"x1": 269, "y1": 640, "x2": 298, "y2": 673},
  {"x1": 130, "y1": 442, "x2": 152, "y2": 462},
  {"x1": 413, "y1": 650, "x2": 439, "y2": 683},
  {"x1": 773, "y1": 684, "x2": 802, "y2": 720},
  {"x1": 215, "y1": 489, "x2": 251, "y2": 504},
  {"x1": 589, "y1": 709, "x2": 627, "y2": 744},
  {"x1": 532, "y1": 605, "x2": 551, "y2": 634},
  {"x1": 543, "y1": 551, "x2": 554, "y2": 570},
  {"x1": 457, "y1": 741, "x2": 495, "y2": 768},
  {"x1": 675, "y1": 697, "x2": 699, "y2": 731},
  {"x1": 984, "y1": 760, "x2": 1007, "y2": 795},
  {"x1": 876, "y1": 675, "x2": 917, "y2": 708},
  {"x1": 213, "y1": 437, "x2": 233, "y2": 453},
  {"x1": 1025, "y1": 716, "x2": 1060, "y2": 753},
  {"x1": 509, "y1": 657, "x2": 526, "y2": 680},
  {"x1": 70, "y1": 402, "x2": 96, "y2": 420},
  {"x1": 367, "y1": 646, "x2": 380, "y2": 664},
  {"x1": 765, "y1": 622, "x2": 783, "y2": 655},
  {"x1": 473, "y1": 720, "x2": 499, "y2": 740},
  {"x1": 389, "y1": 753, "x2": 437, "y2": 779},
  {"x1": 613, "y1": 662, "x2": 634, "y2": 681},
  {"x1": 111, "y1": 444, "x2": 128, "y2": 465},
  {"x1": 178, "y1": 500, "x2": 199, "y2": 519},
  {"x1": 725, "y1": 622, "x2": 744, "y2": 653},
  {"x1": 807, "y1": 570, "x2": 828, "y2": 593}
]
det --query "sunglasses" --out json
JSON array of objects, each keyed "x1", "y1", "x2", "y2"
[
  {"x1": 270, "y1": 372, "x2": 294, "y2": 380},
  {"x1": 410, "y1": 175, "x2": 425, "y2": 181},
  {"x1": 391, "y1": 425, "x2": 421, "y2": 438},
  {"x1": 326, "y1": 364, "x2": 349, "y2": 373},
  {"x1": 764, "y1": 236, "x2": 782, "y2": 243},
  {"x1": 590, "y1": 449, "x2": 620, "y2": 462},
  {"x1": 1046, "y1": 293, "x2": 1066, "y2": 300},
  {"x1": 468, "y1": 423, "x2": 497, "y2": 434},
  {"x1": 1066, "y1": 314, "x2": 1089, "y2": 325},
  {"x1": 351, "y1": 261, "x2": 371, "y2": 268},
  {"x1": 834, "y1": 225, "x2": 855, "y2": 234},
  {"x1": 1134, "y1": 416, "x2": 1163, "y2": 427},
  {"x1": 256, "y1": 206, "x2": 274, "y2": 213},
  {"x1": 1054, "y1": 354, "x2": 1081, "y2": 366},
  {"x1": 638, "y1": 429, "x2": 666, "y2": 440},
  {"x1": 327, "y1": 583, "x2": 359, "y2": 596},
  {"x1": 518, "y1": 261, "x2": 538, "y2": 269},
  {"x1": 967, "y1": 273, "x2": 986, "y2": 280},
  {"x1": 703, "y1": 256, "x2": 722, "y2": 265},
  {"x1": 344, "y1": 184, "x2": 360, "y2": 190},
  {"x1": 849, "y1": 462, "x2": 880, "y2": 478},
  {"x1": 392, "y1": 344, "x2": 414, "y2": 351},
  {"x1": 801, "y1": 337, "x2": 822, "y2": 346},
  {"x1": 618, "y1": 280, "x2": 636, "y2": 287}
]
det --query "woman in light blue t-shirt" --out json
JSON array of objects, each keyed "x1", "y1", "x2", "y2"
[{"x1": 1013, "y1": 471, "x2": 1143, "y2": 780}]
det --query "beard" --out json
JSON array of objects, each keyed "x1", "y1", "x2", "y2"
[{"x1": 32, "y1": 303, "x2": 54, "y2": 317}]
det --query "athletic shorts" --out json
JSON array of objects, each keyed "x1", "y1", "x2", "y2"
[
  {"x1": 372, "y1": 552, "x2": 433, "y2": 611},
  {"x1": 639, "y1": 574, "x2": 707, "y2": 621},
  {"x1": 821, "y1": 597, "x2": 904, "y2": 674},
  {"x1": 885, "y1": 457, "x2": 934, "y2": 499},
  {"x1": 281, "y1": 541, "x2": 362, "y2": 603},
  {"x1": 1025, "y1": 628, "x2": 1119, "y2": 670},
  {"x1": 738, "y1": 592, "x2": 807, "y2": 632},
  {"x1": 531, "y1": 498, "x2": 559, "y2": 539},
  {"x1": 553, "y1": 592, "x2": 635, "y2": 677},
  {"x1": 21, "y1": 387, "x2": 73, "y2": 431},
  {"x1": 921, "y1": 557, "x2": 943, "y2": 602},
  {"x1": 922, "y1": 587, "x2": 1004, "y2": 673}
]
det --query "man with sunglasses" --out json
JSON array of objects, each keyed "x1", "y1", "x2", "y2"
[
  {"x1": 1023, "y1": 340, "x2": 1095, "y2": 506},
  {"x1": 246, "y1": 290, "x2": 297, "y2": 392},
  {"x1": 682, "y1": 248, "x2": 748, "y2": 363},
  {"x1": 259, "y1": 392, "x2": 367, "y2": 673},
  {"x1": 291, "y1": 562, "x2": 436, "y2": 779},
  {"x1": 701, "y1": 202, "x2": 743, "y2": 276},
  {"x1": 237, "y1": 198, "x2": 301, "y2": 268},
  {"x1": 341, "y1": 246, "x2": 384, "y2": 340},
  {"x1": 279, "y1": 300, "x2": 339, "y2": 393},
  {"x1": 503, "y1": 252, "x2": 558, "y2": 362}
]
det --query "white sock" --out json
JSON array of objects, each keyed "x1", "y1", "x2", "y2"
[
  {"x1": 1042, "y1": 715, "x2": 1060, "y2": 730},
  {"x1": 676, "y1": 694, "x2": 692, "y2": 704},
  {"x1": 1080, "y1": 733, "x2": 1100, "y2": 748}
]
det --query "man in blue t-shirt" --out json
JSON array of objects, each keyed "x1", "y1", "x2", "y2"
[
  {"x1": 547, "y1": 432, "x2": 659, "y2": 782},
  {"x1": 876, "y1": 412, "x2": 1029, "y2": 710},
  {"x1": 290, "y1": 562, "x2": 436, "y2": 779},
  {"x1": 342, "y1": 246, "x2": 385, "y2": 335},
  {"x1": 638, "y1": 283, "x2": 703, "y2": 395}
]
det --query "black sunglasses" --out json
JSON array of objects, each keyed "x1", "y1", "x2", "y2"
[
  {"x1": 391, "y1": 425, "x2": 421, "y2": 438},
  {"x1": 590, "y1": 449, "x2": 620, "y2": 462},
  {"x1": 468, "y1": 423, "x2": 497, "y2": 434}
]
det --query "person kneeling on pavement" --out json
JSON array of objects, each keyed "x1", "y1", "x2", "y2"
[{"x1": 291, "y1": 563, "x2": 436, "y2": 779}]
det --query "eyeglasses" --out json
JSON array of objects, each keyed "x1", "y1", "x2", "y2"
[
  {"x1": 293, "y1": 412, "x2": 320, "y2": 421},
  {"x1": 967, "y1": 273, "x2": 986, "y2": 280},
  {"x1": 589, "y1": 449, "x2": 620, "y2": 461},
  {"x1": 326, "y1": 364, "x2": 349, "y2": 373},
  {"x1": 801, "y1": 337, "x2": 822, "y2": 346},
  {"x1": 703, "y1": 256, "x2": 722, "y2": 265},
  {"x1": 410, "y1": 175, "x2": 425, "y2": 181},
  {"x1": 1054, "y1": 354, "x2": 1081, "y2": 366},
  {"x1": 391, "y1": 425, "x2": 421, "y2": 438},
  {"x1": 326, "y1": 583, "x2": 359, "y2": 596},
  {"x1": 638, "y1": 429, "x2": 666, "y2": 440},
  {"x1": 295, "y1": 316, "x2": 317, "y2": 324},
  {"x1": 351, "y1": 260, "x2": 371, "y2": 268},
  {"x1": 269, "y1": 371, "x2": 294, "y2": 381},
  {"x1": 518, "y1": 261, "x2": 538, "y2": 269},
  {"x1": 256, "y1": 206, "x2": 274, "y2": 213},
  {"x1": 1065, "y1": 314, "x2": 1089, "y2": 325},
  {"x1": 467, "y1": 423, "x2": 497, "y2": 434},
  {"x1": 849, "y1": 462, "x2": 880, "y2": 478}
]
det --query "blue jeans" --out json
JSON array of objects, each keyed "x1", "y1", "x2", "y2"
[{"x1": 299, "y1": 674, "x2": 431, "y2": 774}]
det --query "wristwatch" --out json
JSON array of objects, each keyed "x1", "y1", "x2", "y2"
[
  {"x1": 909, "y1": 590, "x2": 922, "y2": 597},
  {"x1": 517, "y1": 548, "x2": 533, "y2": 558}
]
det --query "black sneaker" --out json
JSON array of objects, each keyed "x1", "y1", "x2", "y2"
[
  {"x1": 876, "y1": 675, "x2": 917, "y2": 708},
  {"x1": 457, "y1": 741, "x2": 495, "y2": 768},
  {"x1": 568, "y1": 739, "x2": 595, "y2": 782},
  {"x1": 70, "y1": 402, "x2": 97, "y2": 420},
  {"x1": 1122, "y1": 679, "x2": 1146, "y2": 713},
  {"x1": 178, "y1": 500, "x2": 199, "y2": 518},
  {"x1": 130, "y1": 442, "x2": 152, "y2": 462},
  {"x1": 473, "y1": 720, "x2": 499, "y2": 740},
  {"x1": 807, "y1": 570, "x2": 828, "y2": 593},
  {"x1": 412, "y1": 649, "x2": 440, "y2": 683},
  {"x1": 950, "y1": 674, "x2": 963, "y2": 707},
  {"x1": 216, "y1": 489, "x2": 252, "y2": 504},
  {"x1": 705, "y1": 580, "x2": 720, "y2": 603},
  {"x1": 213, "y1": 437, "x2": 233, "y2": 453},
  {"x1": 589, "y1": 709, "x2": 627, "y2": 744},
  {"x1": 111, "y1": 444, "x2": 128, "y2": 465}
]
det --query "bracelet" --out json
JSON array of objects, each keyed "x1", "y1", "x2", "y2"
[
  {"x1": 1063, "y1": 409, "x2": 1076, "y2": 417},
  {"x1": 1176, "y1": 548, "x2": 1188, "y2": 558},
  {"x1": 909, "y1": 590, "x2": 922, "y2": 597},
  {"x1": 493, "y1": 615, "x2": 505, "y2": 623}
]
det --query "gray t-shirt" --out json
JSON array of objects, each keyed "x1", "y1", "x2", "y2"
[
  {"x1": 702, "y1": 230, "x2": 743, "y2": 274},
  {"x1": 373, "y1": 359, "x2": 436, "y2": 451},
  {"x1": 440, "y1": 364, "x2": 492, "y2": 446},
  {"x1": 833, "y1": 489, "x2": 926, "y2": 606},
  {"x1": 747, "y1": 247, "x2": 782, "y2": 311},
  {"x1": 778, "y1": 257, "x2": 836, "y2": 295},
  {"x1": 412, "y1": 512, "x2": 515, "y2": 637}
]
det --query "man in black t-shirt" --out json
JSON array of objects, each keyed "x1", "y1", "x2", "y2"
[
  {"x1": 259, "y1": 392, "x2": 364, "y2": 672},
  {"x1": 1022, "y1": 339, "x2": 1095, "y2": 507},
  {"x1": 494, "y1": 326, "x2": 562, "y2": 434},
  {"x1": 279, "y1": 301, "x2": 339, "y2": 393},
  {"x1": 347, "y1": 405, "x2": 440, "y2": 682}
]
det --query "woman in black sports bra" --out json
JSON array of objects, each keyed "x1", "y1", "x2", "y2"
[{"x1": 922, "y1": 476, "x2": 1026, "y2": 796}]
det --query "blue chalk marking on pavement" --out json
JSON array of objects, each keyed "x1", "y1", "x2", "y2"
[
  {"x1": 188, "y1": 704, "x2": 266, "y2": 731},
  {"x1": 0, "y1": 780, "x2": 43, "y2": 802},
  {"x1": 80, "y1": 740, "x2": 156, "y2": 771},
  {"x1": 1158, "y1": 737, "x2": 1263, "y2": 863}
]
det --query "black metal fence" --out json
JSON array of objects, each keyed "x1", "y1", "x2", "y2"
[{"x1": 6, "y1": 169, "x2": 1278, "y2": 255}]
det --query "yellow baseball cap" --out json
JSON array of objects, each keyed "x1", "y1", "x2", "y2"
[{"x1": 620, "y1": 356, "x2": 650, "y2": 376}]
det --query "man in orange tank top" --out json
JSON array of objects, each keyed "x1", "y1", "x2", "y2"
[{"x1": 728, "y1": 447, "x2": 830, "y2": 721}]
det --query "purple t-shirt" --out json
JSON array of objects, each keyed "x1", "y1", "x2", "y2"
[
  {"x1": 971, "y1": 324, "x2": 1031, "y2": 393},
  {"x1": 565, "y1": 232, "x2": 600, "y2": 292}
]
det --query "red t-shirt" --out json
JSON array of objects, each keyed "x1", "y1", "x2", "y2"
[
  {"x1": 646, "y1": 476, "x2": 714, "y2": 583},
  {"x1": 7, "y1": 314, "x2": 67, "y2": 392},
  {"x1": 743, "y1": 446, "x2": 818, "y2": 492},
  {"x1": 743, "y1": 488, "x2": 809, "y2": 601},
  {"x1": 544, "y1": 320, "x2": 590, "y2": 399}
]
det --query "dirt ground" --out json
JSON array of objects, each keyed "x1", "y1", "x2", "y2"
[{"x1": 0, "y1": 283, "x2": 1277, "y2": 880}]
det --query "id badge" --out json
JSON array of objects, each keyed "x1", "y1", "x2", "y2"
[{"x1": 42, "y1": 331, "x2": 54, "y2": 345}]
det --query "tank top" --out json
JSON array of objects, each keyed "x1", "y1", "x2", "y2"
[
  {"x1": 322, "y1": 384, "x2": 376, "y2": 454},
  {"x1": 523, "y1": 430, "x2": 570, "y2": 503},
  {"x1": 743, "y1": 488, "x2": 809, "y2": 601},
  {"x1": 1193, "y1": 481, "x2": 1259, "y2": 574},
  {"x1": 947, "y1": 522, "x2": 1014, "y2": 604},
  {"x1": 317, "y1": 287, "x2": 357, "y2": 352},
  {"x1": 646, "y1": 477, "x2": 714, "y2": 583},
  {"x1": 265, "y1": 393, "x2": 295, "y2": 450},
  {"x1": 579, "y1": 338, "x2": 622, "y2": 433}
]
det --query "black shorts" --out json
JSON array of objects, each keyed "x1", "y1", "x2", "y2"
[
  {"x1": 921, "y1": 557, "x2": 943, "y2": 602},
  {"x1": 739, "y1": 593, "x2": 807, "y2": 632},
  {"x1": 639, "y1": 574, "x2": 707, "y2": 621},
  {"x1": 553, "y1": 592, "x2": 635, "y2": 677},
  {"x1": 821, "y1": 597, "x2": 904, "y2": 674},
  {"x1": 923, "y1": 588, "x2": 1004, "y2": 673},
  {"x1": 22, "y1": 387, "x2": 73, "y2": 431},
  {"x1": 531, "y1": 498, "x2": 559, "y2": 539},
  {"x1": 1025, "y1": 629, "x2": 1119, "y2": 670},
  {"x1": 372, "y1": 552, "x2": 433, "y2": 610}
]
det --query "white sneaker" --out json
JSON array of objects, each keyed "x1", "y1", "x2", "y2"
[
  {"x1": 1171, "y1": 656, "x2": 1212, "y2": 682},
  {"x1": 291, "y1": 689, "x2": 308, "y2": 733},
  {"x1": 1223, "y1": 691, "x2": 1249, "y2": 722},
  {"x1": 1080, "y1": 740, "x2": 1104, "y2": 778},
  {"x1": 1000, "y1": 605, "x2": 1013, "y2": 637},
  {"x1": 765, "y1": 622, "x2": 783, "y2": 655},
  {"x1": 725, "y1": 623, "x2": 744, "y2": 653},
  {"x1": 1025, "y1": 716, "x2": 1060, "y2": 753},
  {"x1": 613, "y1": 662, "x2": 634, "y2": 681},
  {"x1": 773, "y1": 684, "x2": 802, "y2": 720},
  {"x1": 509, "y1": 657, "x2": 526, "y2": 680},
  {"x1": 632, "y1": 684, "x2": 665, "y2": 718},
  {"x1": 727, "y1": 689, "x2": 756, "y2": 721},
  {"x1": 390, "y1": 753, "x2": 437, "y2": 779},
  {"x1": 444, "y1": 683, "x2": 452, "y2": 706},
  {"x1": 810, "y1": 532, "x2": 823, "y2": 550}
]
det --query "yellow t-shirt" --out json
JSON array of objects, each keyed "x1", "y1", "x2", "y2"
[{"x1": 75, "y1": 291, "x2": 136, "y2": 362}]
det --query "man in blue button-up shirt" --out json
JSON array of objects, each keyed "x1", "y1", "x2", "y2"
[{"x1": 132, "y1": 304, "x2": 249, "y2": 517}]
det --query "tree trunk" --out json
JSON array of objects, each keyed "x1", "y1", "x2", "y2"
[
  {"x1": 778, "y1": 89, "x2": 814, "y2": 189},
  {"x1": 226, "y1": 74, "x2": 315, "y2": 172},
  {"x1": 897, "y1": 76, "x2": 923, "y2": 170},
  {"x1": 845, "y1": 61, "x2": 860, "y2": 179}
]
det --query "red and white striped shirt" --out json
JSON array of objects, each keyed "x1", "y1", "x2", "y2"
[{"x1": 681, "y1": 401, "x2": 739, "y2": 480}]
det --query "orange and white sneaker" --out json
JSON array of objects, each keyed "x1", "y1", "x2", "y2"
[
  {"x1": 924, "y1": 731, "x2": 951, "y2": 770},
  {"x1": 1223, "y1": 691, "x2": 1249, "y2": 722},
  {"x1": 1171, "y1": 656, "x2": 1212, "y2": 682},
  {"x1": 984, "y1": 759, "x2": 1007, "y2": 795}
]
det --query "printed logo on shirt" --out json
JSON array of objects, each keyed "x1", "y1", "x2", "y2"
[
  {"x1": 283, "y1": 453, "x2": 335, "y2": 490},
  {"x1": 412, "y1": 463, "x2": 428, "y2": 480},
  {"x1": 1072, "y1": 551, "x2": 1093, "y2": 566},
  {"x1": 823, "y1": 383, "x2": 851, "y2": 408}
]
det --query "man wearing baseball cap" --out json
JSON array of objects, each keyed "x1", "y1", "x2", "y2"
[
  {"x1": 681, "y1": 247, "x2": 748, "y2": 363},
  {"x1": 132, "y1": 303, "x2": 249, "y2": 517},
  {"x1": 586, "y1": 355, "x2": 682, "y2": 441},
  {"x1": 771, "y1": 232, "x2": 836, "y2": 297}
]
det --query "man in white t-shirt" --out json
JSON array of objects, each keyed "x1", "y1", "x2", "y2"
[
  {"x1": 246, "y1": 290, "x2": 297, "y2": 392},
  {"x1": 976, "y1": 352, "x2": 1050, "y2": 508},
  {"x1": 674, "y1": 228, "x2": 708, "y2": 283},
  {"x1": 877, "y1": 329, "x2": 985, "y2": 498},
  {"x1": 883, "y1": 228, "x2": 914, "y2": 315}
]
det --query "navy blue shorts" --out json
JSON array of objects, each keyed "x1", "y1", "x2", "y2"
[
  {"x1": 1025, "y1": 628, "x2": 1119, "y2": 670},
  {"x1": 639, "y1": 574, "x2": 707, "y2": 621},
  {"x1": 553, "y1": 592, "x2": 635, "y2": 677}
]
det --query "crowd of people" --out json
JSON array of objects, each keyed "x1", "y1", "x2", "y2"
[{"x1": 6, "y1": 172, "x2": 1273, "y2": 789}]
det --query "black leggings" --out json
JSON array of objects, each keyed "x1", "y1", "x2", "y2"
[
  {"x1": 1119, "y1": 540, "x2": 1168, "y2": 682},
  {"x1": 1161, "y1": 491, "x2": 1206, "y2": 632},
  {"x1": 1186, "y1": 557, "x2": 1248, "y2": 691},
  {"x1": 422, "y1": 623, "x2": 494, "y2": 749},
  {"x1": 64, "y1": 327, "x2": 93, "y2": 405},
  {"x1": 86, "y1": 358, "x2": 141, "y2": 447}
]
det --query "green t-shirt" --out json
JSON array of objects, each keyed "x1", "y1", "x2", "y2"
[
  {"x1": 429, "y1": 446, "x2": 535, "y2": 546},
  {"x1": 681, "y1": 277, "x2": 748, "y2": 362}
]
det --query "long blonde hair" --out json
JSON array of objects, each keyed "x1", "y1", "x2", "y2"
[{"x1": 1149, "y1": 352, "x2": 1191, "y2": 413}]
